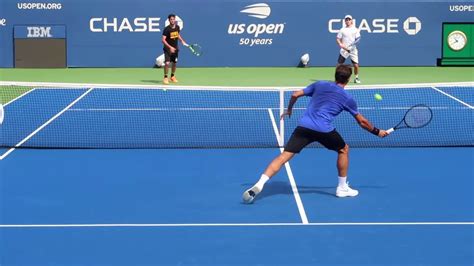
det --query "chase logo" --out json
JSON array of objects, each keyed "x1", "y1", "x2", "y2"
[
  {"x1": 403, "y1": 17, "x2": 421, "y2": 35},
  {"x1": 90, "y1": 18, "x2": 161, "y2": 32},
  {"x1": 329, "y1": 17, "x2": 422, "y2": 35},
  {"x1": 240, "y1": 3, "x2": 271, "y2": 19},
  {"x1": 27, "y1": 26, "x2": 52, "y2": 37},
  {"x1": 0, "y1": 18, "x2": 6, "y2": 26}
]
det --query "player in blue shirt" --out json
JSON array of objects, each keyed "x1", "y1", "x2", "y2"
[{"x1": 243, "y1": 65, "x2": 389, "y2": 204}]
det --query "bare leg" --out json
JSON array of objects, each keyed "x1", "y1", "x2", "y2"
[
  {"x1": 164, "y1": 62, "x2": 170, "y2": 77},
  {"x1": 337, "y1": 144, "x2": 349, "y2": 177},
  {"x1": 353, "y1": 63, "x2": 359, "y2": 76},
  {"x1": 335, "y1": 144, "x2": 359, "y2": 197},
  {"x1": 243, "y1": 151, "x2": 295, "y2": 203},
  {"x1": 171, "y1": 62, "x2": 177, "y2": 75},
  {"x1": 263, "y1": 151, "x2": 295, "y2": 178}
]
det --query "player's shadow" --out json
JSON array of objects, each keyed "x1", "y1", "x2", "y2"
[
  {"x1": 141, "y1": 80, "x2": 162, "y2": 84},
  {"x1": 242, "y1": 181, "x2": 386, "y2": 203}
]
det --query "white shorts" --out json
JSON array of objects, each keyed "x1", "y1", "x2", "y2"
[{"x1": 339, "y1": 48, "x2": 359, "y2": 64}]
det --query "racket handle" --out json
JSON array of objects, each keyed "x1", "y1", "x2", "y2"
[{"x1": 386, "y1": 128, "x2": 395, "y2": 134}]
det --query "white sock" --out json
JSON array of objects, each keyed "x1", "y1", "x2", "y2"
[
  {"x1": 338, "y1": 176, "x2": 347, "y2": 187},
  {"x1": 355, "y1": 75, "x2": 359, "y2": 78},
  {"x1": 255, "y1": 174, "x2": 270, "y2": 191}
]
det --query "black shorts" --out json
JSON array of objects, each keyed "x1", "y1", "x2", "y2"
[
  {"x1": 164, "y1": 48, "x2": 179, "y2": 63},
  {"x1": 337, "y1": 54, "x2": 357, "y2": 65},
  {"x1": 284, "y1": 126, "x2": 346, "y2": 153}
]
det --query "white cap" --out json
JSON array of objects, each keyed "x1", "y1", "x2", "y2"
[
  {"x1": 300, "y1": 53, "x2": 310, "y2": 65},
  {"x1": 344, "y1": 15, "x2": 353, "y2": 20}
]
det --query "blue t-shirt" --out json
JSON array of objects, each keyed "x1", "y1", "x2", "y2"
[{"x1": 298, "y1": 81, "x2": 359, "y2": 133}]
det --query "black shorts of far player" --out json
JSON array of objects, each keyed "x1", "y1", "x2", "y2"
[
  {"x1": 337, "y1": 54, "x2": 357, "y2": 65},
  {"x1": 284, "y1": 126, "x2": 346, "y2": 153},
  {"x1": 164, "y1": 48, "x2": 179, "y2": 63}
]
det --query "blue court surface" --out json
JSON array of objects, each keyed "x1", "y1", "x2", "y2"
[{"x1": 1, "y1": 85, "x2": 473, "y2": 265}]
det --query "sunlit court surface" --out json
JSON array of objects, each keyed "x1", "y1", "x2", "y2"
[
  {"x1": 0, "y1": 80, "x2": 472, "y2": 265},
  {"x1": 1, "y1": 0, "x2": 474, "y2": 264}
]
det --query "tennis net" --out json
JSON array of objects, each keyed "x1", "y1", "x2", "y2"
[{"x1": 1, "y1": 81, "x2": 473, "y2": 149}]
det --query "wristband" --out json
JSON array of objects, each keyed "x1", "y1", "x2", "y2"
[{"x1": 370, "y1": 127, "x2": 380, "y2": 136}]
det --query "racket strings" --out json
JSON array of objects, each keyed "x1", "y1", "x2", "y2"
[
  {"x1": 404, "y1": 106, "x2": 432, "y2": 128},
  {"x1": 189, "y1": 44, "x2": 202, "y2": 56}
]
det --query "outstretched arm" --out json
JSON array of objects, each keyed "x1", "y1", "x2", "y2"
[
  {"x1": 178, "y1": 34, "x2": 188, "y2": 47},
  {"x1": 280, "y1": 90, "x2": 305, "y2": 119},
  {"x1": 354, "y1": 114, "x2": 389, "y2": 138}
]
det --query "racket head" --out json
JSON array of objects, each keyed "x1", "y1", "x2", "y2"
[
  {"x1": 188, "y1": 44, "x2": 202, "y2": 56},
  {"x1": 0, "y1": 103, "x2": 4, "y2": 125},
  {"x1": 402, "y1": 104, "x2": 433, "y2": 129}
]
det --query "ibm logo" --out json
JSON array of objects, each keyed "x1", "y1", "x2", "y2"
[{"x1": 27, "y1": 26, "x2": 52, "y2": 37}]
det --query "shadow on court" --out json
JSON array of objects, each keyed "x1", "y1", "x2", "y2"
[
  {"x1": 140, "y1": 79, "x2": 162, "y2": 84},
  {"x1": 241, "y1": 181, "x2": 387, "y2": 203}
]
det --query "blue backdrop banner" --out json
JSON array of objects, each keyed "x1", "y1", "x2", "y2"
[{"x1": 0, "y1": 1, "x2": 472, "y2": 67}]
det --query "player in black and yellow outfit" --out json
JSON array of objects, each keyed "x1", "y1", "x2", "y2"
[{"x1": 162, "y1": 14, "x2": 188, "y2": 84}]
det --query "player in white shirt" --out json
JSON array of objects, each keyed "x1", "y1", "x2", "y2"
[{"x1": 336, "y1": 15, "x2": 361, "y2": 84}]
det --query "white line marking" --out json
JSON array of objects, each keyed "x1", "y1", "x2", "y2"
[
  {"x1": 431, "y1": 86, "x2": 474, "y2": 109},
  {"x1": 268, "y1": 109, "x2": 283, "y2": 147},
  {"x1": 0, "y1": 81, "x2": 472, "y2": 92},
  {"x1": 268, "y1": 108, "x2": 309, "y2": 224},
  {"x1": 0, "y1": 222, "x2": 472, "y2": 228},
  {"x1": 67, "y1": 106, "x2": 469, "y2": 112},
  {"x1": 69, "y1": 107, "x2": 278, "y2": 111},
  {"x1": 4, "y1": 88, "x2": 36, "y2": 107},
  {"x1": 0, "y1": 88, "x2": 94, "y2": 160}
]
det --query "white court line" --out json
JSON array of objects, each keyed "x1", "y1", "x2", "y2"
[
  {"x1": 0, "y1": 88, "x2": 94, "y2": 160},
  {"x1": 69, "y1": 107, "x2": 278, "y2": 111},
  {"x1": 1, "y1": 80, "x2": 473, "y2": 91},
  {"x1": 0, "y1": 222, "x2": 472, "y2": 228},
  {"x1": 431, "y1": 86, "x2": 474, "y2": 109},
  {"x1": 268, "y1": 108, "x2": 309, "y2": 224},
  {"x1": 67, "y1": 106, "x2": 469, "y2": 112},
  {"x1": 4, "y1": 88, "x2": 36, "y2": 107}
]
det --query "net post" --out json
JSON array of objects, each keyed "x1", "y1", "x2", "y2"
[{"x1": 279, "y1": 89, "x2": 285, "y2": 147}]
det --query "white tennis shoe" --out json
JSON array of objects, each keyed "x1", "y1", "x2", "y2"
[
  {"x1": 336, "y1": 182, "x2": 359, "y2": 197},
  {"x1": 242, "y1": 186, "x2": 261, "y2": 204}
]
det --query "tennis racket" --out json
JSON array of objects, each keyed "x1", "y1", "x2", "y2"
[
  {"x1": 342, "y1": 33, "x2": 361, "y2": 58},
  {"x1": 0, "y1": 103, "x2": 4, "y2": 125},
  {"x1": 387, "y1": 104, "x2": 433, "y2": 134},
  {"x1": 184, "y1": 43, "x2": 202, "y2": 56}
]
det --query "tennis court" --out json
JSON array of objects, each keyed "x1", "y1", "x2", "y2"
[{"x1": 0, "y1": 69, "x2": 473, "y2": 264}]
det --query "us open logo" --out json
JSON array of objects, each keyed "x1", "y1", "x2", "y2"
[
  {"x1": 240, "y1": 3, "x2": 271, "y2": 19},
  {"x1": 228, "y1": 3, "x2": 285, "y2": 46}
]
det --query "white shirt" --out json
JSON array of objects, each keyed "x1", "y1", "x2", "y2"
[{"x1": 337, "y1": 26, "x2": 361, "y2": 48}]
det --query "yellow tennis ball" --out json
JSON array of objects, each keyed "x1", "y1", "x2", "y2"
[{"x1": 374, "y1": 93, "x2": 382, "y2": 101}]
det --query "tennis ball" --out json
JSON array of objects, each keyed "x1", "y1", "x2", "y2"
[{"x1": 374, "y1": 93, "x2": 382, "y2": 101}]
